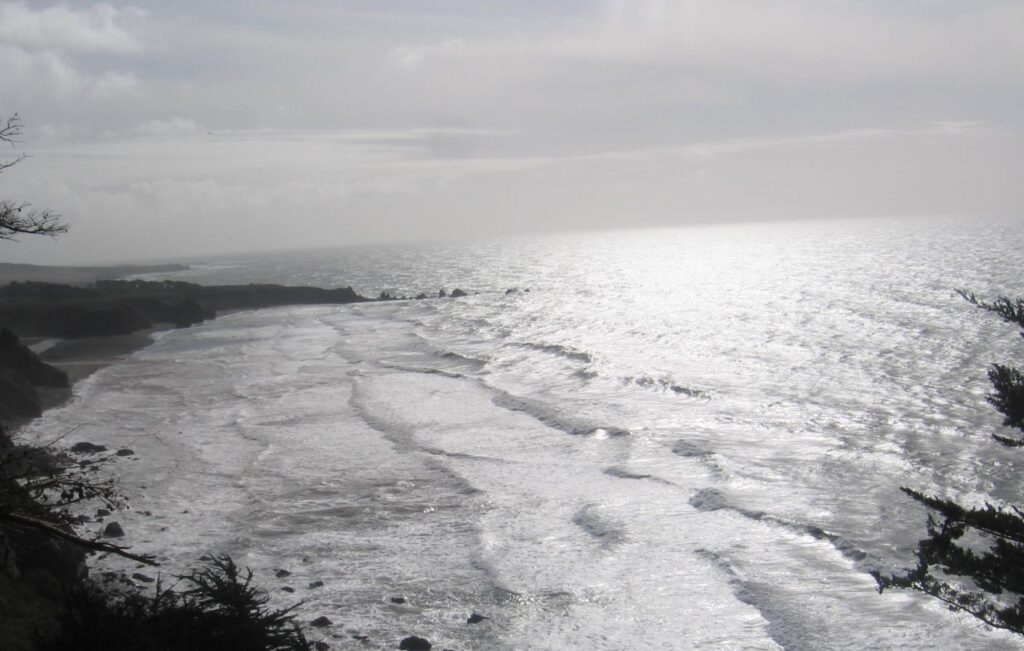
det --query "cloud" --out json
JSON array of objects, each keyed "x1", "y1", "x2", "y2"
[
  {"x1": 0, "y1": 3, "x2": 145, "y2": 123},
  {"x1": 0, "y1": 2, "x2": 143, "y2": 53},
  {"x1": 128, "y1": 117, "x2": 200, "y2": 138},
  {"x1": 589, "y1": 0, "x2": 1024, "y2": 82},
  {"x1": 91, "y1": 70, "x2": 140, "y2": 98},
  {"x1": 389, "y1": 38, "x2": 466, "y2": 70}
]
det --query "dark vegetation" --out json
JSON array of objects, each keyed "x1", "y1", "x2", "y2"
[
  {"x1": 0, "y1": 114, "x2": 319, "y2": 649},
  {"x1": 876, "y1": 291, "x2": 1024, "y2": 636},
  {"x1": 0, "y1": 279, "x2": 368, "y2": 338},
  {"x1": 41, "y1": 556, "x2": 310, "y2": 651}
]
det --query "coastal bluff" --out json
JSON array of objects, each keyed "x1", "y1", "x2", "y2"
[{"x1": 0, "y1": 279, "x2": 369, "y2": 339}]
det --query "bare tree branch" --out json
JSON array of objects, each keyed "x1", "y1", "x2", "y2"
[
  {"x1": 1, "y1": 510, "x2": 159, "y2": 566},
  {"x1": 0, "y1": 113, "x2": 69, "y2": 240},
  {"x1": 0, "y1": 201, "x2": 68, "y2": 240}
]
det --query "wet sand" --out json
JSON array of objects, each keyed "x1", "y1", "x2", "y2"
[{"x1": 39, "y1": 330, "x2": 160, "y2": 384}]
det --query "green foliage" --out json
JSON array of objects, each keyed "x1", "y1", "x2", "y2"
[
  {"x1": 41, "y1": 555, "x2": 310, "y2": 651},
  {"x1": 877, "y1": 291, "x2": 1024, "y2": 635}
]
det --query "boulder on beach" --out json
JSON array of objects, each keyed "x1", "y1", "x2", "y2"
[
  {"x1": 399, "y1": 636, "x2": 432, "y2": 650},
  {"x1": 310, "y1": 616, "x2": 333, "y2": 628},
  {"x1": 450, "y1": 288, "x2": 467, "y2": 298},
  {"x1": 102, "y1": 522, "x2": 125, "y2": 538},
  {"x1": 71, "y1": 441, "x2": 107, "y2": 454}
]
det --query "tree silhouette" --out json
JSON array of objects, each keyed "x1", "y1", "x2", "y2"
[
  {"x1": 875, "y1": 291, "x2": 1024, "y2": 636},
  {"x1": 0, "y1": 113, "x2": 68, "y2": 241}
]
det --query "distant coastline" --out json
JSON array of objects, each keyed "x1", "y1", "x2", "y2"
[{"x1": 0, "y1": 262, "x2": 191, "y2": 287}]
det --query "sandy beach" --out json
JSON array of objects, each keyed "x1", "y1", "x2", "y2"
[{"x1": 38, "y1": 330, "x2": 158, "y2": 385}]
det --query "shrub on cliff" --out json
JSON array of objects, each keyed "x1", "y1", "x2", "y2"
[
  {"x1": 41, "y1": 555, "x2": 310, "y2": 651},
  {"x1": 876, "y1": 291, "x2": 1024, "y2": 635}
]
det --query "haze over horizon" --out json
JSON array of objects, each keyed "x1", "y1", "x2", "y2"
[{"x1": 1, "y1": 1, "x2": 1022, "y2": 264}]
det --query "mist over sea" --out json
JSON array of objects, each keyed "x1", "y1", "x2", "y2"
[{"x1": 21, "y1": 216, "x2": 1024, "y2": 649}]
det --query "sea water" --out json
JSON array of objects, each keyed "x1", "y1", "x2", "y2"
[{"x1": 19, "y1": 216, "x2": 1024, "y2": 649}]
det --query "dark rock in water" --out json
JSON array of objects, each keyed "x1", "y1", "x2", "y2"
[
  {"x1": 415, "y1": 293, "x2": 427, "y2": 300},
  {"x1": 352, "y1": 634, "x2": 369, "y2": 642},
  {"x1": 115, "y1": 448, "x2": 134, "y2": 456},
  {"x1": 309, "y1": 580, "x2": 324, "y2": 589},
  {"x1": 315, "y1": 642, "x2": 330, "y2": 651},
  {"x1": 281, "y1": 586, "x2": 295, "y2": 593},
  {"x1": 689, "y1": 487, "x2": 728, "y2": 512},
  {"x1": 450, "y1": 288, "x2": 467, "y2": 298},
  {"x1": 467, "y1": 612, "x2": 487, "y2": 624},
  {"x1": 132, "y1": 573, "x2": 154, "y2": 583},
  {"x1": 103, "y1": 521, "x2": 125, "y2": 538},
  {"x1": 71, "y1": 441, "x2": 107, "y2": 454},
  {"x1": 438, "y1": 289, "x2": 447, "y2": 298},
  {"x1": 399, "y1": 636, "x2": 431, "y2": 650},
  {"x1": 275, "y1": 568, "x2": 291, "y2": 578},
  {"x1": 310, "y1": 616, "x2": 333, "y2": 627},
  {"x1": 390, "y1": 596, "x2": 406, "y2": 604}
]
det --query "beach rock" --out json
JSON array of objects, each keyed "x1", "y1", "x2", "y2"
[
  {"x1": 71, "y1": 441, "x2": 107, "y2": 454},
  {"x1": 450, "y1": 288, "x2": 467, "y2": 298},
  {"x1": 132, "y1": 573, "x2": 154, "y2": 583},
  {"x1": 95, "y1": 508, "x2": 111, "y2": 517},
  {"x1": 390, "y1": 596, "x2": 406, "y2": 604},
  {"x1": 102, "y1": 522, "x2": 125, "y2": 538},
  {"x1": 309, "y1": 580, "x2": 324, "y2": 589},
  {"x1": 310, "y1": 616, "x2": 333, "y2": 627},
  {"x1": 399, "y1": 636, "x2": 432, "y2": 650},
  {"x1": 438, "y1": 289, "x2": 447, "y2": 298},
  {"x1": 415, "y1": 293, "x2": 427, "y2": 300},
  {"x1": 505, "y1": 287, "x2": 518, "y2": 294},
  {"x1": 115, "y1": 448, "x2": 134, "y2": 456},
  {"x1": 281, "y1": 586, "x2": 295, "y2": 593},
  {"x1": 467, "y1": 613, "x2": 487, "y2": 624},
  {"x1": 275, "y1": 568, "x2": 291, "y2": 578},
  {"x1": 315, "y1": 643, "x2": 330, "y2": 651}
]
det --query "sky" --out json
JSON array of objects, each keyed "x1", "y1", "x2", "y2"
[{"x1": 1, "y1": 1, "x2": 1022, "y2": 264}]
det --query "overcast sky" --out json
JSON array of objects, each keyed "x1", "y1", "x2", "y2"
[{"x1": 1, "y1": 1, "x2": 1022, "y2": 264}]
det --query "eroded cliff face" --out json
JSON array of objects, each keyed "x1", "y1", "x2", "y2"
[{"x1": 0, "y1": 335, "x2": 84, "y2": 651}]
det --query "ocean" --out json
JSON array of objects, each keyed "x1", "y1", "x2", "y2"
[{"x1": 19, "y1": 216, "x2": 1024, "y2": 649}]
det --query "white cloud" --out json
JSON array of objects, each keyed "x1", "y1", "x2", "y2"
[
  {"x1": 389, "y1": 38, "x2": 466, "y2": 70},
  {"x1": 0, "y1": 2, "x2": 143, "y2": 53},
  {"x1": 127, "y1": 117, "x2": 200, "y2": 138},
  {"x1": 588, "y1": 0, "x2": 1024, "y2": 83},
  {"x1": 91, "y1": 70, "x2": 140, "y2": 97}
]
